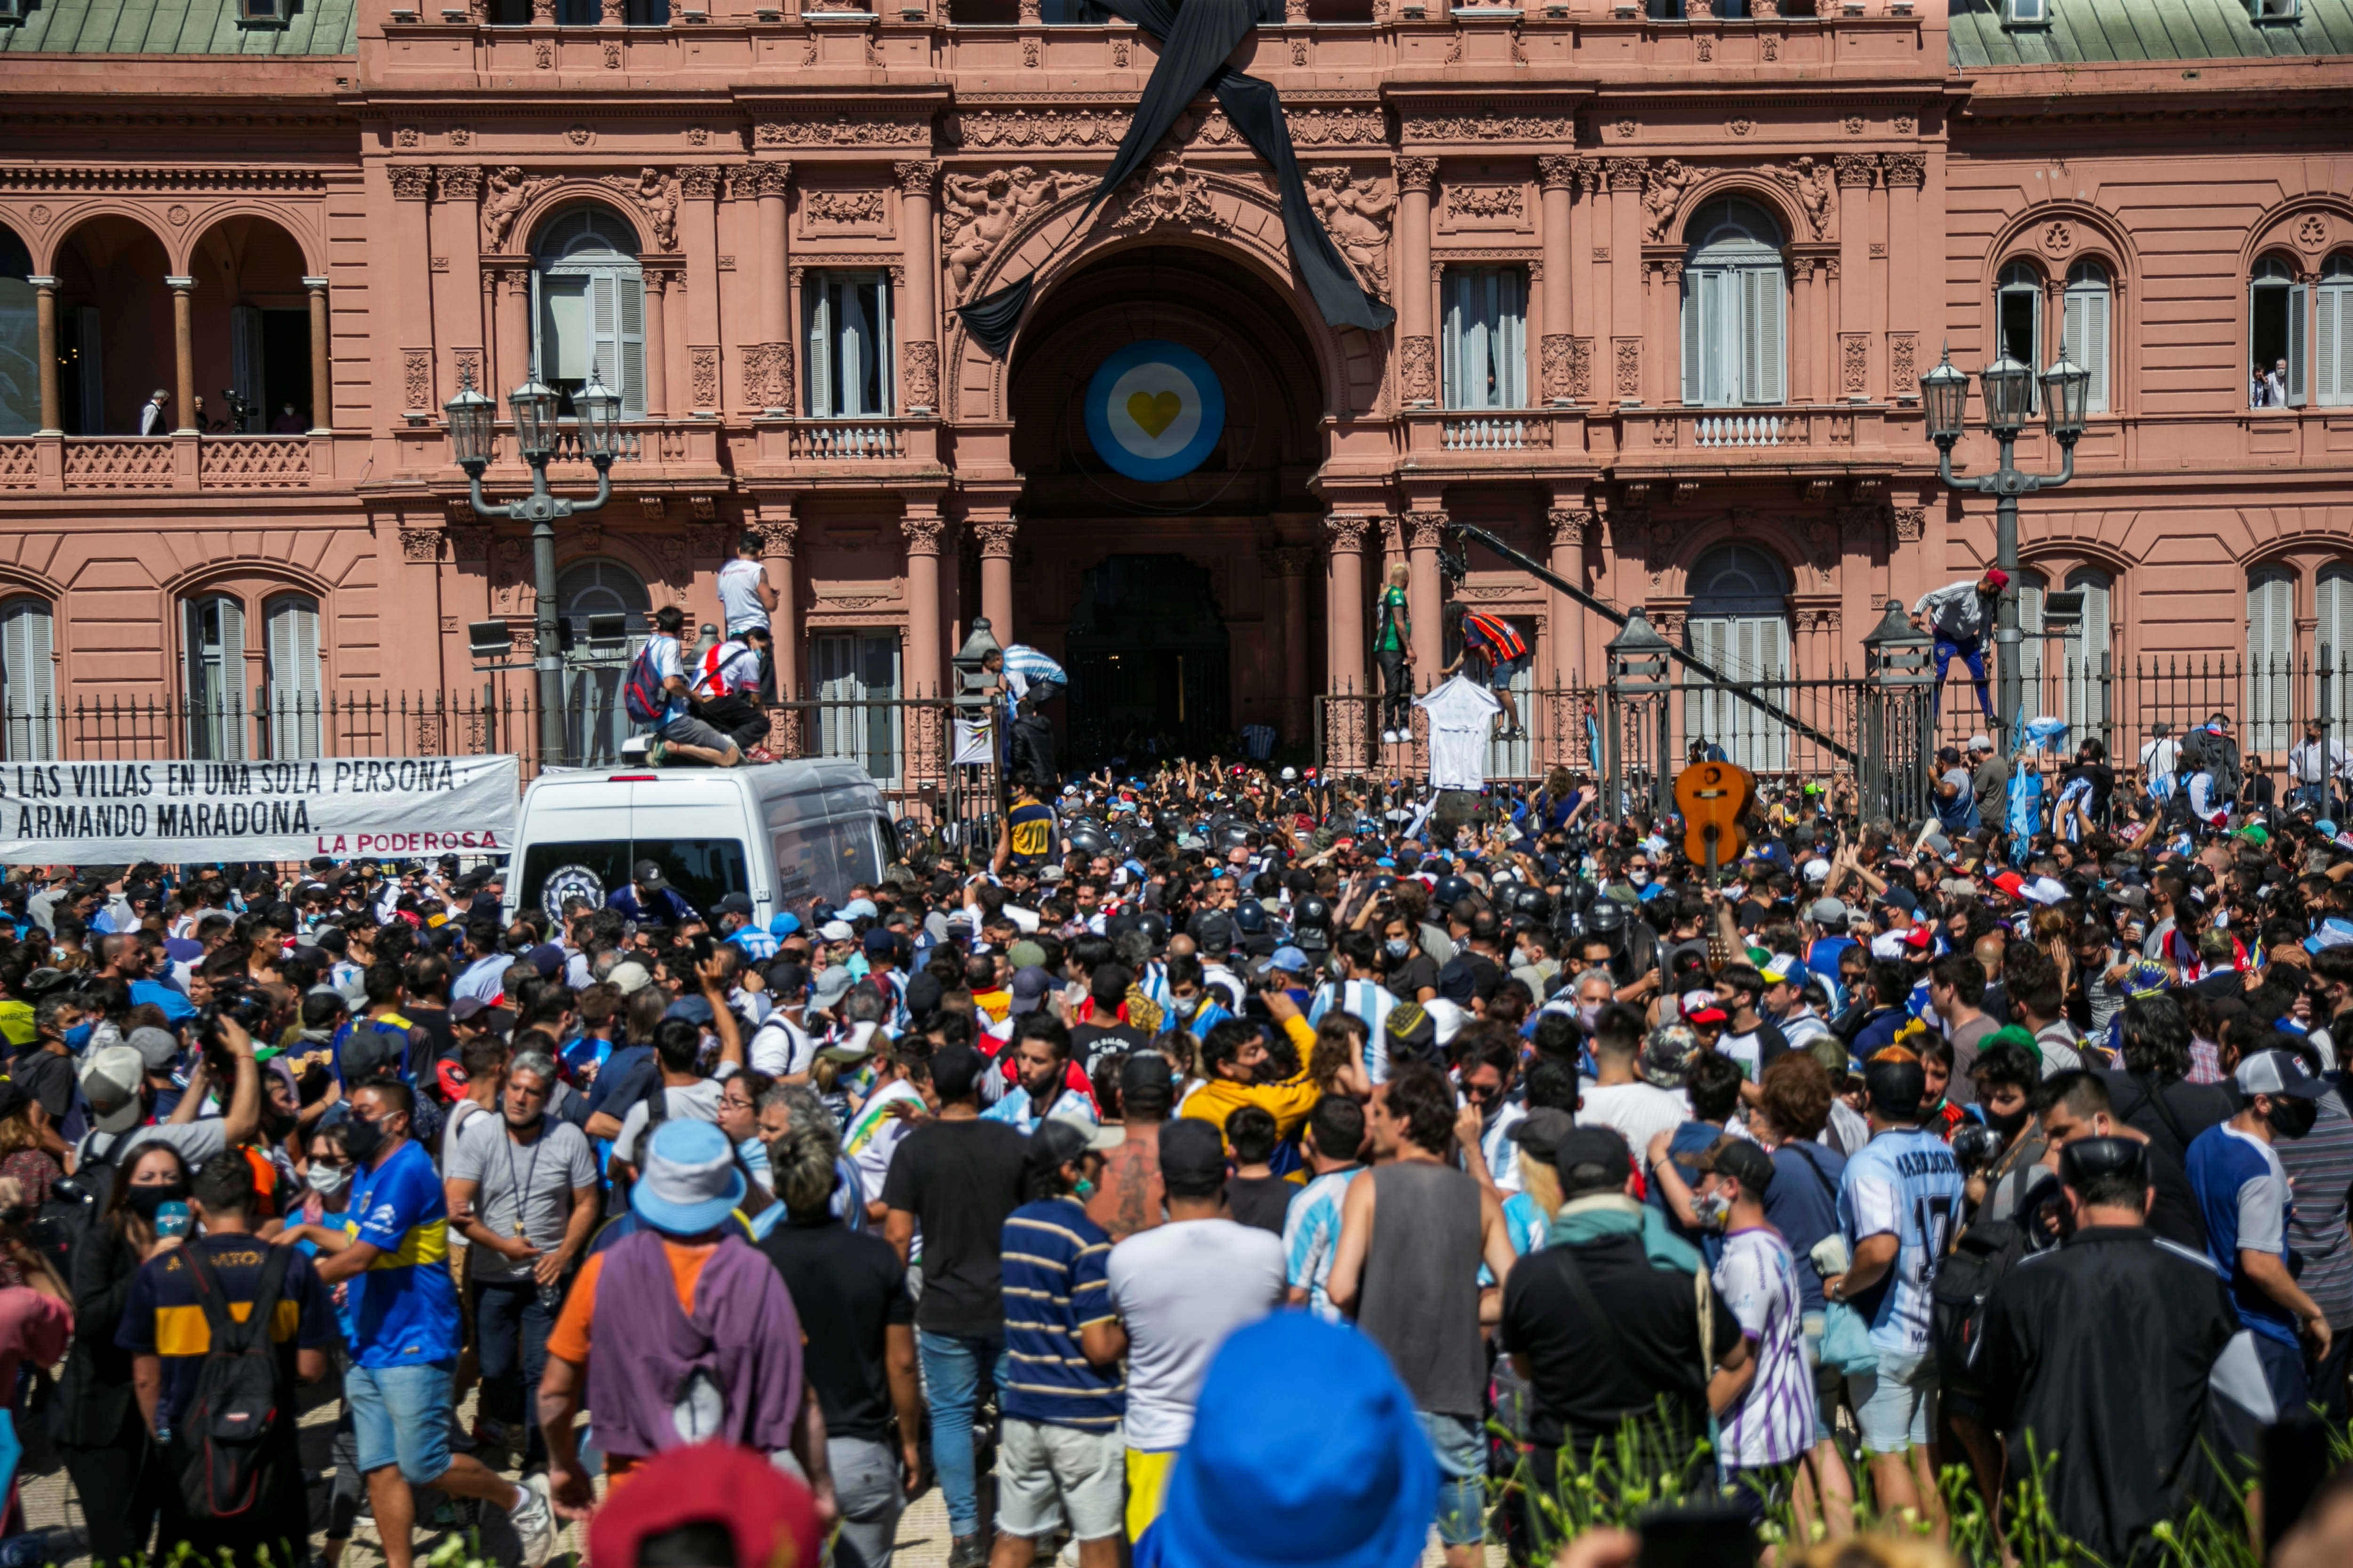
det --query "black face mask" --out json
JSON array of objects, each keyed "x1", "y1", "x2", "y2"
[
  {"x1": 125, "y1": 1182, "x2": 189, "y2": 1221},
  {"x1": 341, "y1": 1114, "x2": 387, "y2": 1165},
  {"x1": 2269, "y1": 1097, "x2": 2321, "y2": 1141},
  {"x1": 263, "y1": 1107, "x2": 299, "y2": 1141},
  {"x1": 1982, "y1": 1106, "x2": 2031, "y2": 1142}
]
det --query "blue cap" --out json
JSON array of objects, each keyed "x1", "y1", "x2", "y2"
[
  {"x1": 629, "y1": 1120, "x2": 748, "y2": 1237},
  {"x1": 1137, "y1": 1314, "x2": 1433, "y2": 1568},
  {"x1": 769, "y1": 911, "x2": 802, "y2": 938},
  {"x1": 1269, "y1": 945, "x2": 1311, "y2": 974}
]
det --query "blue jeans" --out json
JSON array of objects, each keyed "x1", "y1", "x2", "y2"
[
  {"x1": 346, "y1": 1358, "x2": 457, "y2": 1484},
  {"x1": 918, "y1": 1328, "x2": 1006, "y2": 1538},
  {"x1": 1933, "y1": 635, "x2": 1995, "y2": 720},
  {"x1": 1417, "y1": 1409, "x2": 1487, "y2": 1549}
]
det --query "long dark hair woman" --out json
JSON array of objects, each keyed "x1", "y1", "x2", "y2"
[{"x1": 48, "y1": 1141, "x2": 192, "y2": 1564}]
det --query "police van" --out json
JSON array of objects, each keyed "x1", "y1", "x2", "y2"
[{"x1": 502, "y1": 758, "x2": 893, "y2": 928}]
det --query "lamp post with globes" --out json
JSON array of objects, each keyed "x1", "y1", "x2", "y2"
[
  {"x1": 445, "y1": 366, "x2": 621, "y2": 768},
  {"x1": 1920, "y1": 344, "x2": 2089, "y2": 751}
]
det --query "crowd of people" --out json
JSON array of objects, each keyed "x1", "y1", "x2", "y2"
[{"x1": 3, "y1": 692, "x2": 2353, "y2": 1568}]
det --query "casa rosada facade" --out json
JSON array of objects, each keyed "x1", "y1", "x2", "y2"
[{"x1": 1, "y1": 0, "x2": 2352, "y2": 780}]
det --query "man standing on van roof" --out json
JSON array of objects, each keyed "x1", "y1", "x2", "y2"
[
  {"x1": 608, "y1": 861, "x2": 698, "y2": 927},
  {"x1": 644, "y1": 604, "x2": 745, "y2": 769}
]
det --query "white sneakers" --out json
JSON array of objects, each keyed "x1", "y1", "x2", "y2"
[
  {"x1": 1381, "y1": 729, "x2": 1401, "y2": 744},
  {"x1": 509, "y1": 1473, "x2": 560, "y2": 1567}
]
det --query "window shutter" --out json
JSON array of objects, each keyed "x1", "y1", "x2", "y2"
[
  {"x1": 1499, "y1": 270, "x2": 1527, "y2": 408},
  {"x1": 1441, "y1": 271, "x2": 1463, "y2": 409},
  {"x1": 2067, "y1": 573, "x2": 2111, "y2": 732},
  {"x1": 2289, "y1": 283, "x2": 2309, "y2": 406},
  {"x1": 2318, "y1": 284, "x2": 2345, "y2": 406},
  {"x1": 1744, "y1": 267, "x2": 1785, "y2": 405},
  {"x1": 618, "y1": 275, "x2": 647, "y2": 418},
  {"x1": 231, "y1": 305, "x2": 264, "y2": 429},
  {"x1": 2249, "y1": 573, "x2": 2295, "y2": 754},
  {"x1": 1759, "y1": 615, "x2": 1788, "y2": 770},
  {"x1": 2084, "y1": 286, "x2": 2110, "y2": 412},
  {"x1": 806, "y1": 282, "x2": 833, "y2": 418},
  {"x1": 872, "y1": 276, "x2": 894, "y2": 416},
  {"x1": 1, "y1": 601, "x2": 54, "y2": 762},
  {"x1": 1681, "y1": 270, "x2": 1703, "y2": 405},
  {"x1": 218, "y1": 597, "x2": 248, "y2": 762},
  {"x1": 2016, "y1": 576, "x2": 2045, "y2": 702},
  {"x1": 2321, "y1": 570, "x2": 2353, "y2": 728},
  {"x1": 588, "y1": 272, "x2": 619, "y2": 396},
  {"x1": 267, "y1": 597, "x2": 322, "y2": 760}
]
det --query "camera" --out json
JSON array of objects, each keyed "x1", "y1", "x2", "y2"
[
  {"x1": 195, "y1": 980, "x2": 273, "y2": 1055},
  {"x1": 1950, "y1": 1120, "x2": 2005, "y2": 1176}
]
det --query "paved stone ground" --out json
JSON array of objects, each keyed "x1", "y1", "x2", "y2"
[{"x1": 15, "y1": 1388, "x2": 1498, "y2": 1568}]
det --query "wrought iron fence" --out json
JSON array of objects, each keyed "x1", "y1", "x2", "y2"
[{"x1": 1316, "y1": 678, "x2": 1603, "y2": 784}]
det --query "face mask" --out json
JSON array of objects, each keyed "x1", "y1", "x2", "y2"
[
  {"x1": 1697, "y1": 1191, "x2": 1732, "y2": 1231},
  {"x1": 1628, "y1": 869, "x2": 1651, "y2": 887},
  {"x1": 125, "y1": 1182, "x2": 189, "y2": 1221},
  {"x1": 1579, "y1": 1003, "x2": 1602, "y2": 1029},
  {"x1": 2269, "y1": 1097, "x2": 2321, "y2": 1140},
  {"x1": 340, "y1": 1114, "x2": 386, "y2": 1165},
  {"x1": 63, "y1": 1022, "x2": 93, "y2": 1052},
  {"x1": 1982, "y1": 1105, "x2": 2030, "y2": 1142},
  {"x1": 305, "y1": 1163, "x2": 350, "y2": 1200},
  {"x1": 1385, "y1": 939, "x2": 1411, "y2": 960}
]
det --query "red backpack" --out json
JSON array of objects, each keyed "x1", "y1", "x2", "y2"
[{"x1": 622, "y1": 641, "x2": 667, "y2": 725}]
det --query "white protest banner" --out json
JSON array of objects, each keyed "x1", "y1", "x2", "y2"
[{"x1": 0, "y1": 756, "x2": 521, "y2": 864}]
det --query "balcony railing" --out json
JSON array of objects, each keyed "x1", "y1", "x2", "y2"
[
  {"x1": 63, "y1": 436, "x2": 175, "y2": 490},
  {"x1": 0, "y1": 434, "x2": 328, "y2": 494},
  {"x1": 1441, "y1": 416, "x2": 1532, "y2": 451},
  {"x1": 1692, "y1": 414, "x2": 1786, "y2": 448},
  {"x1": 791, "y1": 421, "x2": 907, "y2": 461}
]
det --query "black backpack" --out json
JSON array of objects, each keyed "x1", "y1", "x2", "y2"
[
  {"x1": 1929, "y1": 1216, "x2": 2028, "y2": 1397},
  {"x1": 172, "y1": 1243, "x2": 295, "y2": 1520},
  {"x1": 2180, "y1": 727, "x2": 2242, "y2": 800},
  {"x1": 20, "y1": 1176, "x2": 97, "y2": 1284}
]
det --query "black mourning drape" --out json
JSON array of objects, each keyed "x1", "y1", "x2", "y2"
[{"x1": 953, "y1": 0, "x2": 1397, "y2": 358}]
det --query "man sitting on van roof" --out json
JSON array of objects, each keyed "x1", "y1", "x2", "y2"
[{"x1": 643, "y1": 604, "x2": 744, "y2": 769}]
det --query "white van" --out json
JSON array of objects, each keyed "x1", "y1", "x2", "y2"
[{"x1": 502, "y1": 759, "x2": 894, "y2": 928}]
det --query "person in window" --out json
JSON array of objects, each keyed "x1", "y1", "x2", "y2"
[
  {"x1": 2266, "y1": 358, "x2": 2290, "y2": 408},
  {"x1": 1436, "y1": 601, "x2": 1529, "y2": 742},
  {"x1": 136, "y1": 388, "x2": 170, "y2": 436},
  {"x1": 608, "y1": 860, "x2": 699, "y2": 927},
  {"x1": 644, "y1": 604, "x2": 743, "y2": 768},
  {"x1": 270, "y1": 402, "x2": 306, "y2": 434},
  {"x1": 1910, "y1": 568, "x2": 2006, "y2": 723}
]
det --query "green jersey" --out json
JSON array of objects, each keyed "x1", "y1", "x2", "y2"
[{"x1": 1375, "y1": 584, "x2": 1410, "y2": 654}]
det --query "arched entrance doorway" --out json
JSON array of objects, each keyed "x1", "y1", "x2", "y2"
[
  {"x1": 558, "y1": 557, "x2": 650, "y2": 764},
  {"x1": 1000, "y1": 243, "x2": 1328, "y2": 761},
  {"x1": 1065, "y1": 554, "x2": 1230, "y2": 763}
]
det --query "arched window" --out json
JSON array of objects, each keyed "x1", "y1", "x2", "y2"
[
  {"x1": 0, "y1": 225, "x2": 33, "y2": 437},
  {"x1": 2249, "y1": 566, "x2": 2297, "y2": 755},
  {"x1": 533, "y1": 207, "x2": 647, "y2": 420},
  {"x1": 2062, "y1": 260, "x2": 2112, "y2": 415},
  {"x1": 2319, "y1": 564, "x2": 2353, "y2": 730},
  {"x1": 1681, "y1": 200, "x2": 1785, "y2": 408},
  {"x1": 1686, "y1": 544, "x2": 1791, "y2": 771},
  {"x1": 2250, "y1": 255, "x2": 2304, "y2": 408},
  {"x1": 265, "y1": 593, "x2": 322, "y2": 759},
  {"x1": 2015, "y1": 568, "x2": 2049, "y2": 702},
  {"x1": 558, "y1": 558, "x2": 652, "y2": 766},
  {"x1": 2318, "y1": 254, "x2": 2353, "y2": 407},
  {"x1": 0, "y1": 598, "x2": 55, "y2": 762},
  {"x1": 2056, "y1": 567, "x2": 2112, "y2": 736},
  {"x1": 1995, "y1": 260, "x2": 2043, "y2": 412},
  {"x1": 184, "y1": 594, "x2": 248, "y2": 761}
]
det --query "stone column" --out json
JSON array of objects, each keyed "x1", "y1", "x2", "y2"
[
  {"x1": 168, "y1": 276, "x2": 196, "y2": 432},
  {"x1": 494, "y1": 264, "x2": 532, "y2": 407},
  {"x1": 1606, "y1": 158, "x2": 1648, "y2": 405},
  {"x1": 390, "y1": 164, "x2": 435, "y2": 416},
  {"x1": 1835, "y1": 154, "x2": 1877, "y2": 400},
  {"x1": 1270, "y1": 545, "x2": 1315, "y2": 744},
  {"x1": 28, "y1": 276, "x2": 59, "y2": 434},
  {"x1": 974, "y1": 518, "x2": 1017, "y2": 641},
  {"x1": 1404, "y1": 510, "x2": 1447, "y2": 672},
  {"x1": 680, "y1": 165, "x2": 721, "y2": 414},
  {"x1": 302, "y1": 277, "x2": 331, "y2": 432},
  {"x1": 1395, "y1": 158, "x2": 1438, "y2": 407},
  {"x1": 1537, "y1": 156, "x2": 1576, "y2": 405},
  {"x1": 902, "y1": 503, "x2": 947, "y2": 702},
  {"x1": 895, "y1": 161, "x2": 940, "y2": 415},
  {"x1": 757, "y1": 506, "x2": 800, "y2": 706},
  {"x1": 1548, "y1": 506, "x2": 1590, "y2": 688},
  {"x1": 1323, "y1": 515, "x2": 1372, "y2": 770},
  {"x1": 640, "y1": 271, "x2": 670, "y2": 418},
  {"x1": 750, "y1": 161, "x2": 792, "y2": 414},
  {"x1": 1883, "y1": 153, "x2": 1925, "y2": 396}
]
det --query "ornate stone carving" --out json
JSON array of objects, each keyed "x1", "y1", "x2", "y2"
[
  {"x1": 532, "y1": 40, "x2": 552, "y2": 68},
  {"x1": 1112, "y1": 37, "x2": 1128, "y2": 66},
  {"x1": 941, "y1": 166, "x2": 1089, "y2": 296},
  {"x1": 395, "y1": 125, "x2": 422, "y2": 149},
  {"x1": 1761, "y1": 34, "x2": 1777, "y2": 60},
  {"x1": 902, "y1": 341, "x2": 939, "y2": 411},
  {"x1": 1111, "y1": 152, "x2": 1215, "y2": 232},
  {"x1": 650, "y1": 536, "x2": 691, "y2": 606},
  {"x1": 1403, "y1": 512, "x2": 1449, "y2": 550},
  {"x1": 2297, "y1": 213, "x2": 2331, "y2": 255},
  {"x1": 686, "y1": 125, "x2": 711, "y2": 147},
  {"x1": 1290, "y1": 38, "x2": 1308, "y2": 66},
  {"x1": 639, "y1": 496, "x2": 667, "y2": 524},
  {"x1": 1764, "y1": 157, "x2": 1834, "y2": 241},
  {"x1": 893, "y1": 160, "x2": 938, "y2": 198},
  {"x1": 399, "y1": 527, "x2": 444, "y2": 563},
  {"x1": 1399, "y1": 336, "x2": 1437, "y2": 403},
  {"x1": 389, "y1": 165, "x2": 432, "y2": 201},
  {"x1": 2039, "y1": 220, "x2": 2075, "y2": 259},
  {"x1": 402, "y1": 349, "x2": 432, "y2": 409},
  {"x1": 1444, "y1": 183, "x2": 1524, "y2": 221},
  {"x1": 1536, "y1": 154, "x2": 1577, "y2": 192},
  {"x1": 1540, "y1": 335, "x2": 1575, "y2": 402},
  {"x1": 1614, "y1": 338, "x2": 1640, "y2": 397},
  {"x1": 689, "y1": 347, "x2": 720, "y2": 408},
  {"x1": 1306, "y1": 167, "x2": 1396, "y2": 293},
  {"x1": 946, "y1": 103, "x2": 1381, "y2": 152},
  {"x1": 1889, "y1": 333, "x2": 1916, "y2": 390},
  {"x1": 755, "y1": 115, "x2": 928, "y2": 147},
  {"x1": 492, "y1": 537, "x2": 533, "y2": 614},
  {"x1": 972, "y1": 520, "x2": 1018, "y2": 559},
  {"x1": 743, "y1": 343, "x2": 794, "y2": 410},
  {"x1": 1833, "y1": 152, "x2": 1878, "y2": 188},
  {"x1": 1728, "y1": 118, "x2": 1753, "y2": 138},
  {"x1": 1021, "y1": 38, "x2": 1041, "y2": 67},
  {"x1": 1570, "y1": 337, "x2": 1593, "y2": 401},
  {"x1": 566, "y1": 125, "x2": 594, "y2": 148},
  {"x1": 449, "y1": 518, "x2": 490, "y2": 559},
  {"x1": 1696, "y1": 35, "x2": 1712, "y2": 62},
  {"x1": 1841, "y1": 333, "x2": 1868, "y2": 396},
  {"x1": 454, "y1": 347, "x2": 484, "y2": 395},
  {"x1": 738, "y1": 162, "x2": 792, "y2": 200},
  {"x1": 1842, "y1": 115, "x2": 1865, "y2": 137},
  {"x1": 679, "y1": 165, "x2": 721, "y2": 201},
  {"x1": 1322, "y1": 515, "x2": 1373, "y2": 552},
  {"x1": 755, "y1": 517, "x2": 800, "y2": 557},
  {"x1": 621, "y1": 168, "x2": 681, "y2": 251},
  {"x1": 1269, "y1": 544, "x2": 1317, "y2": 577},
  {"x1": 1401, "y1": 112, "x2": 1573, "y2": 144},
  {"x1": 1604, "y1": 157, "x2": 1648, "y2": 193},
  {"x1": 480, "y1": 167, "x2": 552, "y2": 250},
  {"x1": 1881, "y1": 152, "x2": 1925, "y2": 189},
  {"x1": 1547, "y1": 508, "x2": 1593, "y2": 548},
  {"x1": 1395, "y1": 156, "x2": 1438, "y2": 194},
  {"x1": 902, "y1": 513, "x2": 948, "y2": 555},
  {"x1": 436, "y1": 164, "x2": 482, "y2": 203},
  {"x1": 1641, "y1": 159, "x2": 1701, "y2": 243},
  {"x1": 806, "y1": 190, "x2": 887, "y2": 225},
  {"x1": 1893, "y1": 507, "x2": 1926, "y2": 543},
  {"x1": 603, "y1": 41, "x2": 622, "y2": 68},
  {"x1": 690, "y1": 496, "x2": 717, "y2": 524}
]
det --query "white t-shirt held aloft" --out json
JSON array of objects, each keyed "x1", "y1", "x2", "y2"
[
  {"x1": 1415, "y1": 676, "x2": 1501, "y2": 792},
  {"x1": 1104, "y1": 1218, "x2": 1286, "y2": 1452},
  {"x1": 716, "y1": 557, "x2": 771, "y2": 632}
]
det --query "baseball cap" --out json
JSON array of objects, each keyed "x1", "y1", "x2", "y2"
[
  {"x1": 862, "y1": 926, "x2": 899, "y2": 956},
  {"x1": 818, "y1": 920, "x2": 856, "y2": 943},
  {"x1": 2237, "y1": 1049, "x2": 2329, "y2": 1101},
  {"x1": 1966, "y1": 733, "x2": 1992, "y2": 752},
  {"x1": 1158, "y1": 1118, "x2": 1228, "y2": 1190},
  {"x1": 79, "y1": 1045, "x2": 146, "y2": 1136},
  {"x1": 1806, "y1": 897, "x2": 1847, "y2": 925},
  {"x1": 1267, "y1": 945, "x2": 1310, "y2": 976},
  {"x1": 631, "y1": 859, "x2": 668, "y2": 891},
  {"x1": 1697, "y1": 1136, "x2": 1776, "y2": 1196},
  {"x1": 810, "y1": 966, "x2": 858, "y2": 1011},
  {"x1": 1864, "y1": 1056, "x2": 1927, "y2": 1118},
  {"x1": 608, "y1": 960, "x2": 654, "y2": 996},
  {"x1": 126, "y1": 1025, "x2": 179, "y2": 1073},
  {"x1": 1552, "y1": 1126, "x2": 1634, "y2": 1196},
  {"x1": 450, "y1": 995, "x2": 491, "y2": 1024},
  {"x1": 586, "y1": 1443, "x2": 819, "y2": 1568},
  {"x1": 1009, "y1": 967, "x2": 1054, "y2": 1015},
  {"x1": 1504, "y1": 1107, "x2": 1577, "y2": 1165},
  {"x1": 712, "y1": 891, "x2": 753, "y2": 918},
  {"x1": 1640, "y1": 1023, "x2": 1696, "y2": 1089},
  {"x1": 1007, "y1": 938, "x2": 1048, "y2": 971},
  {"x1": 2057, "y1": 1135, "x2": 2149, "y2": 1192}
]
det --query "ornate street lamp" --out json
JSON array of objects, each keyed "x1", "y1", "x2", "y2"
[
  {"x1": 445, "y1": 366, "x2": 619, "y2": 769},
  {"x1": 1919, "y1": 344, "x2": 2081, "y2": 752}
]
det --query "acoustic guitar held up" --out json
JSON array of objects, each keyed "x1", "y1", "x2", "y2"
[{"x1": 1674, "y1": 760, "x2": 1756, "y2": 880}]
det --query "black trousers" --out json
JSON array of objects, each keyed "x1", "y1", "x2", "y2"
[
  {"x1": 58, "y1": 1417, "x2": 162, "y2": 1565},
  {"x1": 699, "y1": 694, "x2": 772, "y2": 754},
  {"x1": 474, "y1": 1275, "x2": 558, "y2": 1471},
  {"x1": 1377, "y1": 648, "x2": 1411, "y2": 732}
]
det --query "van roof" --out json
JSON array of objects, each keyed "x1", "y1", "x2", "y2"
[{"x1": 523, "y1": 758, "x2": 886, "y2": 816}]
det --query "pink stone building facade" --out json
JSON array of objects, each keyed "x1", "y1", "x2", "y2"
[{"x1": 1, "y1": 0, "x2": 2349, "y2": 776}]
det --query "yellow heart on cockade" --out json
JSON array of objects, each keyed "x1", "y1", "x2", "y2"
[{"x1": 1126, "y1": 389, "x2": 1183, "y2": 439}]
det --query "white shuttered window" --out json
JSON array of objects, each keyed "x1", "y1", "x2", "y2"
[
  {"x1": 813, "y1": 632, "x2": 902, "y2": 784},
  {"x1": 1442, "y1": 267, "x2": 1527, "y2": 410},
  {"x1": 806, "y1": 273, "x2": 893, "y2": 419},
  {"x1": 533, "y1": 206, "x2": 648, "y2": 418},
  {"x1": 2063, "y1": 262, "x2": 2112, "y2": 414},
  {"x1": 1686, "y1": 545, "x2": 1792, "y2": 772},
  {"x1": 266, "y1": 594, "x2": 323, "y2": 759},
  {"x1": 2249, "y1": 568, "x2": 2297, "y2": 755},
  {"x1": 2319, "y1": 565, "x2": 2353, "y2": 730},
  {"x1": 1681, "y1": 200, "x2": 1785, "y2": 408},
  {"x1": 0, "y1": 599, "x2": 54, "y2": 762},
  {"x1": 2317, "y1": 256, "x2": 2353, "y2": 407},
  {"x1": 185, "y1": 595, "x2": 248, "y2": 762}
]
